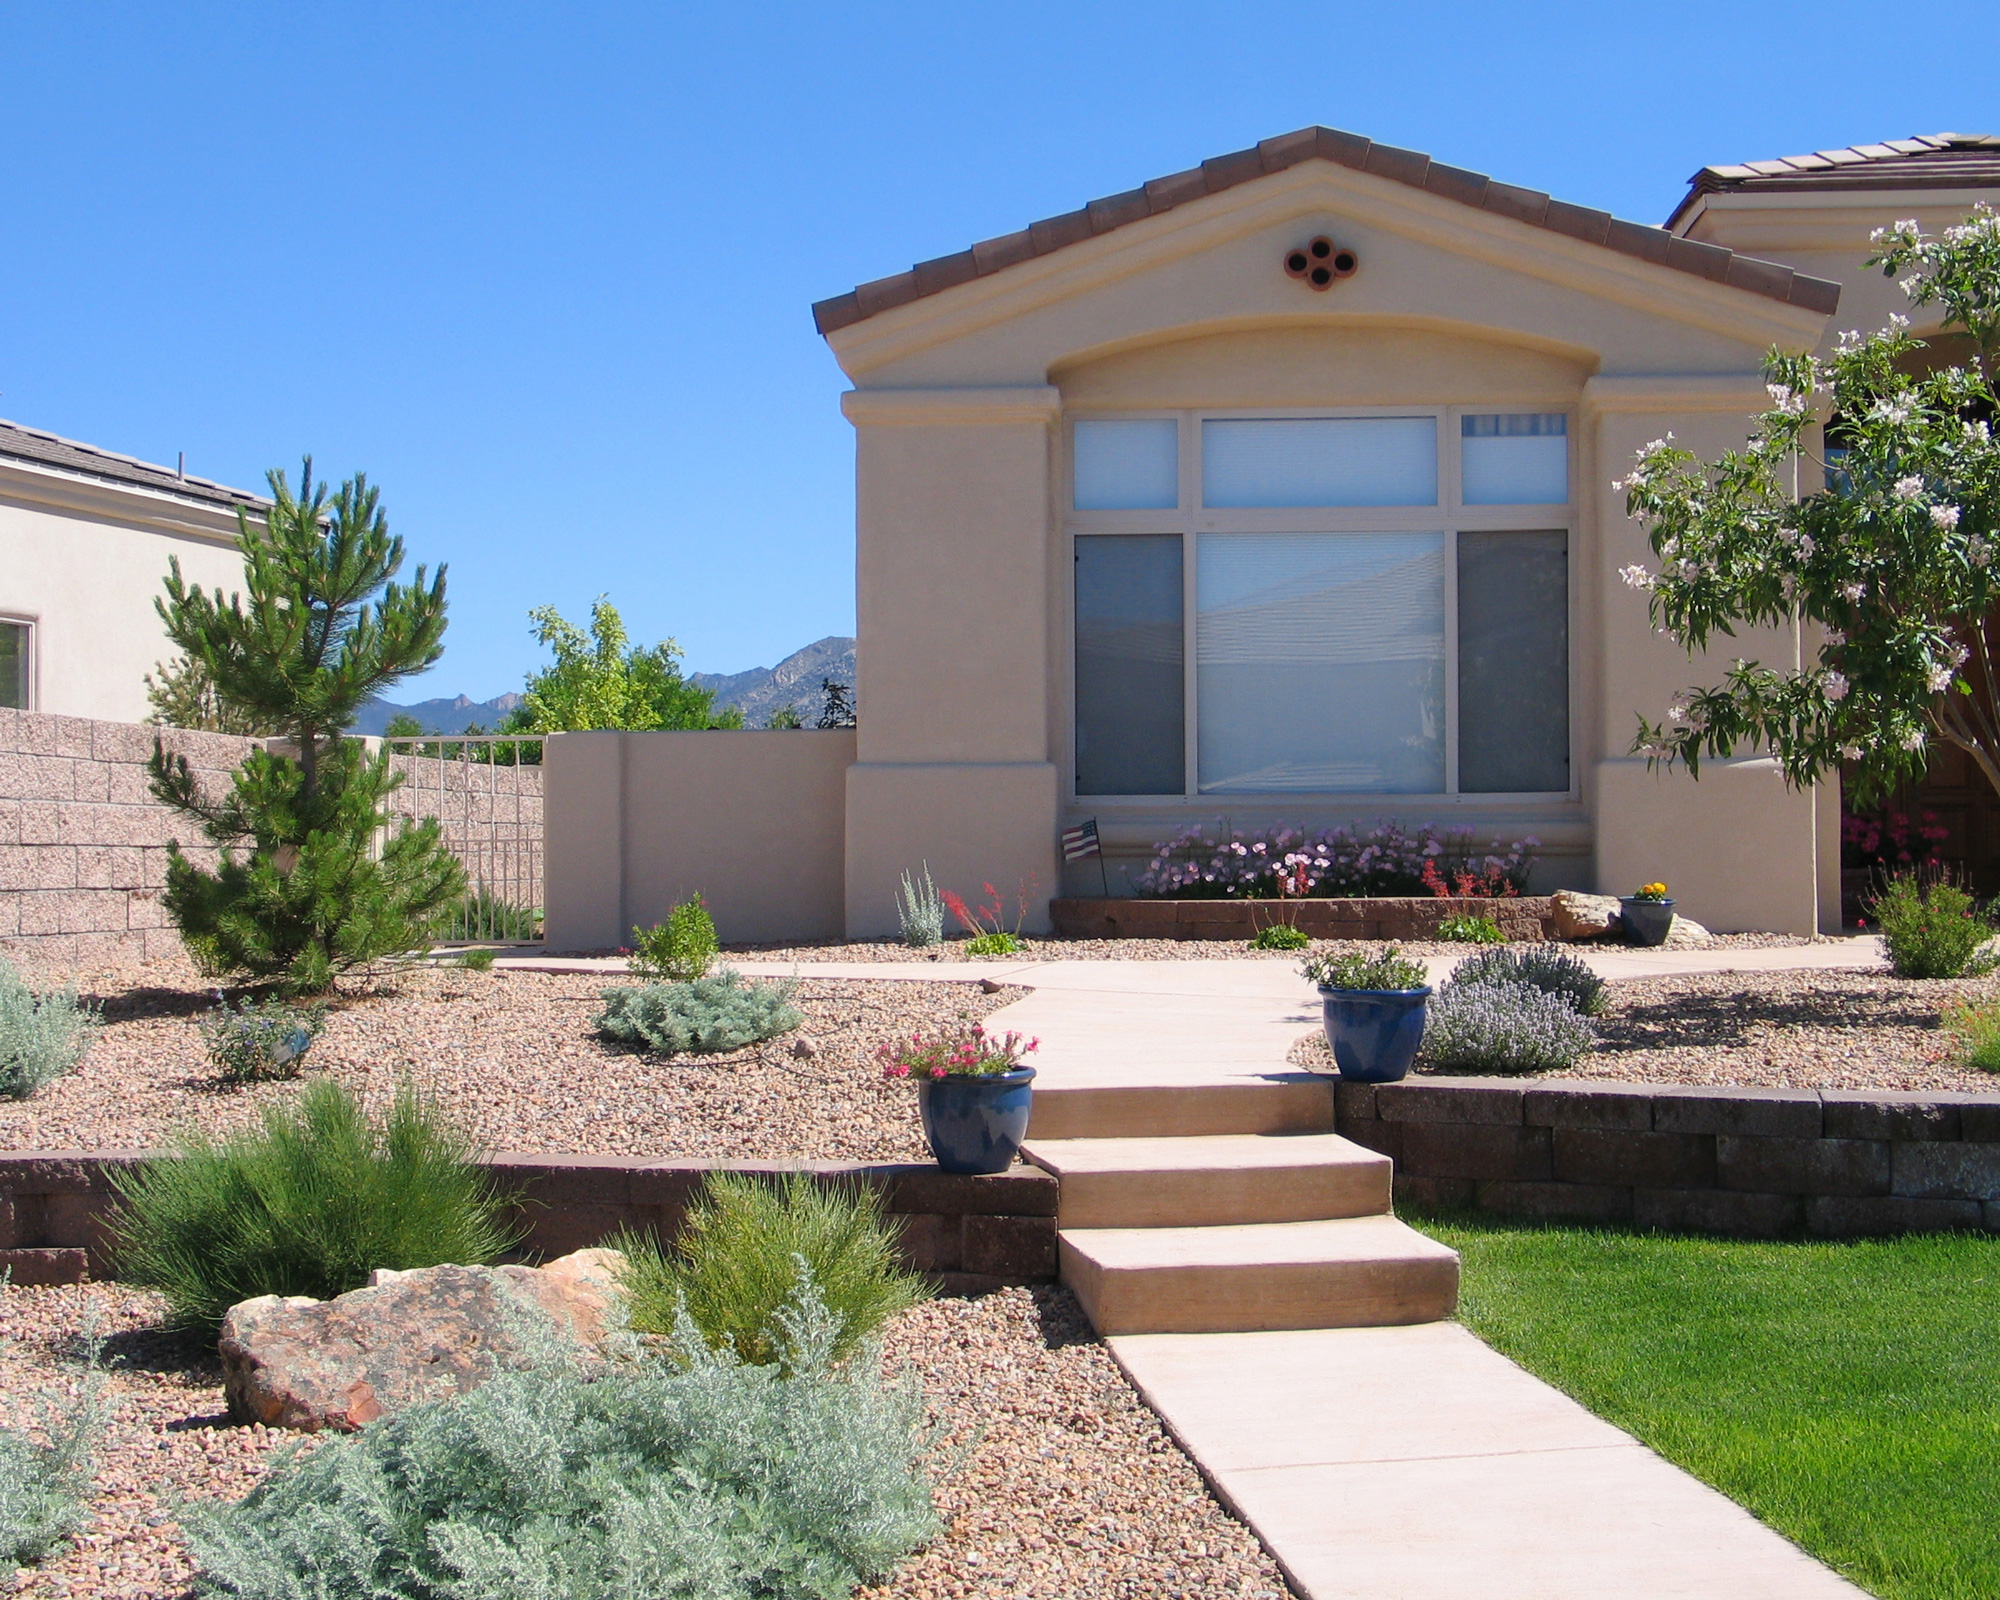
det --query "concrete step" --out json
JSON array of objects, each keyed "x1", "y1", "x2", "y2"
[
  {"x1": 1060, "y1": 1214, "x2": 1460, "y2": 1336},
  {"x1": 1027, "y1": 1076, "x2": 1333, "y2": 1141},
  {"x1": 1023, "y1": 1133, "x2": 1391, "y2": 1229}
]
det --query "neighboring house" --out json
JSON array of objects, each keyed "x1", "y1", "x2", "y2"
[
  {"x1": 800, "y1": 128, "x2": 2000, "y2": 939},
  {"x1": 0, "y1": 419, "x2": 257, "y2": 722}
]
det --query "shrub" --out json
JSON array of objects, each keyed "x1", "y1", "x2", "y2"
[
  {"x1": 596, "y1": 970, "x2": 802, "y2": 1056},
  {"x1": 1251, "y1": 922, "x2": 1311, "y2": 951},
  {"x1": 0, "y1": 958, "x2": 99, "y2": 1100},
  {"x1": 1943, "y1": 998, "x2": 2000, "y2": 1072},
  {"x1": 964, "y1": 931, "x2": 1021, "y2": 956},
  {"x1": 628, "y1": 894, "x2": 719, "y2": 982},
  {"x1": 0, "y1": 1317, "x2": 108, "y2": 1569},
  {"x1": 440, "y1": 887, "x2": 540, "y2": 941},
  {"x1": 1437, "y1": 914, "x2": 1505, "y2": 945},
  {"x1": 1420, "y1": 979, "x2": 1595, "y2": 1074},
  {"x1": 197, "y1": 994, "x2": 325, "y2": 1083},
  {"x1": 110, "y1": 1078, "x2": 519, "y2": 1330},
  {"x1": 1449, "y1": 944, "x2": 1608, "y2": 1017},
  {"x1": 456, "y1": 946, "x2": 497, "y2": 972},
  {"x1": 1867, "y1": 875, "x2": 1998, "y2": 979},
  {"x1": 1302, "y1": 946, "x2": 1428, "y2": 991},
  {"x1": 183, "y1": 1272, "x2": 938, "y2": 1600},
  {"x1": 896, "y1": 863, "x2": 945, "y2": 948},
  {"x1": 613, "y1": 1173, "x2": 928, "y2": 1371}
]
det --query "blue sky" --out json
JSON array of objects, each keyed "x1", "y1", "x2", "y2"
[{"x1": 3, "y1": 2, "x2": 1993, "y2": 699}]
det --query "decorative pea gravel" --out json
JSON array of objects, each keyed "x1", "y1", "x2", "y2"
[
  {"x1": 0, "y1": 955, "x2": 1021, "y2": 1159},
  {"x1": 1291, "y1": 968, "x2": 2000, "y2": 1092},
  {"x1": 0, "y1": 1283, "x2": 1288, "y2": 1600}
]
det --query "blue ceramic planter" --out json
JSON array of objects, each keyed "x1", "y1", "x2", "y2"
[
  {"x1": 1318, "y1": 987, "x2": 1433, "y2": 1083},
  {"x1": 1619, "y1": 897, "x2": 1675, "y2": 947},
  {"x1": 917, "y1": 1067, "x2": 1036, "y2": 1174}
]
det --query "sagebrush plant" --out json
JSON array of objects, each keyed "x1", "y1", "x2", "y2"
[
  {"x1": 877, "y1": 1021, "x2": 1038, "y2": 1081},
  {"x1": 596, "y1": 970, "x2": 802, "y2": 1056},
  {"x1": 1251, "y1": 922, "x2": 1311, "y2": 951},
  {"x1": 1302, "y1": 946, "x2": 1428, "y2": 991},
  {"x1": 1449, "y1": 944, "x2": 1609, "y2": 1017},
  {"x1": 612, "y1": 1173, "x2": 929, "y2": 1371},
  {"x1": 0, "y1": 1303, "x2": 110, "y2": 1570},
  {"x1": 1437, "y1": 914, "x2": 1505, "y2": 945},
  {"x1": 1867, "y1": 875, "x2": 1999, "y2": 979},
  {"x1": 197, "y1": 993, "x2": 325, "y2": 1084},
  {"x1": 896, "y1": 863, "x2": 946, "y2": 948},
  {"x1": 0, "y1": 957, "x2": 99, "y2": 1100},
  {"x1": 1419, "y1": 979, "x2": 1595, "y2": 1074},
  {"x1": 111, "y1": 1078, "x2": 519, "y2": 1330},
  {"x1": 1942, "y1": 998, "x2": 2000, "y2": 1072},
  {"x1": 184, "y1": 1271, "x2": 939, "y2": 1600},
  {"x1": 628, "y1": 894, "x2": 719, "y2": 983}
]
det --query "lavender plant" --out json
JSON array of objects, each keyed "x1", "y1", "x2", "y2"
[
  {"x1": 1449, "y1": 945, "x2": 1608, "y2": 1017},
  {"x1": 1419, "y1": 979, "x2": 1594, "y2": 1074}
]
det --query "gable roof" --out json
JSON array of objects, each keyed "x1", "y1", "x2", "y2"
[
  {"x1": 812, "y1": 125, "x2": 1842, "y2": 337},
  {"x1": 1667, "y1": 133, "x2": 2000, "y2": 232},
  {"x1": 0, "y1": 417, "x2": 263, "y2": 513}
]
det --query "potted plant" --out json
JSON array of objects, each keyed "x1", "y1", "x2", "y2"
[
  {"x1": 880, "y1": 1022, "x2": 1039, "y2": 1174},
  {"x1": 1302, "y1": 946, "x2": 1432, "y2": 1083},
  {"x1": 1619, "y1": 883, "x2": 1676, "y2": 947}
]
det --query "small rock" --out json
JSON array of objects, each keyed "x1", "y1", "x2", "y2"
[
  {"x1": 218, "y1": 1248, "x2": 626, "y2": 1432},
  {"x1": 789, "y1": 1035, "x2": 819, "y2": 1059},
  {"x1": 1664, "y1": 915, "x2": 1714, "y2": 947},
  {"x1": 1550, "y1": 890, "x2": 1622, "y2": 940}
]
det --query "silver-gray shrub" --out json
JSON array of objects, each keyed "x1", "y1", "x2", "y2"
[
  {"x1": 0, "y1": 956, "x2": 100, "y2": 1099},
  {"x1": 895, "y1": 864, "x2": 945, "y2": 949},
  {"x1": 0, "y1": 1311, "x2": 111, "y2": 1568},
  {"x1": 184, "y1": 1271, "x2": 940, "y2": 1600},
  {"x1": 1448, "y1": 944, "x2": 1607, "y2": 1017},
  {"x1": 596, "y1": 969, "x2": 804, "y2": 1056},
  {"x1": 1420, "y1": 979, "x2": 1595, "y2": 1074}
]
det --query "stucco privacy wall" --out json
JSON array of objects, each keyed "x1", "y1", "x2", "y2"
[
  {"x1": 542, "y1": 729, "x2": 854, "y2": 949},
  {"x1": 822, "y1": 146, "x2": 1837, "y2": 934}
]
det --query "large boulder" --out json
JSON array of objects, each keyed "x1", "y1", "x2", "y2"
[
  {"x1": 1664, "y1": 915, "x2": 1715, "y2": 948},
  {"x1": 218, "y1": 1247, "x2": 626, "y2": 1433},
  {"x1": 1549, "y1": 890, "x2": 1623, "y2": 941}
]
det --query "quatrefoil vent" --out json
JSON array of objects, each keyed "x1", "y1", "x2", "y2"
[{"x1": 1284, "y1": 236, "x2": 1358, "y2": 290}]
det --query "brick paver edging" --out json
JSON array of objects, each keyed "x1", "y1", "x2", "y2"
[
  {"x1": 1337, "y1": 1077, "x2": 2000, "y2": 1237},
  {"x1": 0, "y1": 1151, "x2": 1058, "y2": 1290},
  {"x1": 1052, "y1": 896, "x2": 1555, "y2": 942}
]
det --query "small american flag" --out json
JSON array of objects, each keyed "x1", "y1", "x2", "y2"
[{"x1": 1060, "y1": 818, "x2": 1102, "y2": 862}]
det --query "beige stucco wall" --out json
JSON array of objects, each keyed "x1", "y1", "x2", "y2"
[
  {"x1": 0, "y1": 464, "x2": 247, "y2": 724},
  {"x1": 542, "y1": 729, "x2": 855, "y2": 949}
]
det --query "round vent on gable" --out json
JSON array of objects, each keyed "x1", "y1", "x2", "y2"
[{"x1": 1284, "y1": 236, "x2": 1358, "y2": 291}]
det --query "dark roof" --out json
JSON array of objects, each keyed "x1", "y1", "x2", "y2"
[
  {"x1": 1667, "y1": 134, "x2": 2000, "y2": 231},
  {"x1": 813, "y1": 125, "x2": 1842, "y2": 337},
  {"x1": 0, "y1": 417, "x2": 262, "y2": 513}
]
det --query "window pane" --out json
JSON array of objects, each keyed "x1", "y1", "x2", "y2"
[
  {"x1": 1202, "y1": 418, "x2": 1438, "y2": 508},
  {"x1": 1458, "y1": 531, "x2": 1569, "y2": 793},
  {"x1": 1197, "y1": 533, "x2": 1444, "y2": 793},
  {"x1": 1076, "y1": 536, "x2": 1184, "y2": 794},
  {"x1": 0, "y1": 623, "x2": 24, "y2": 710},
  {"x1": 1074, "y1": 419, "x2": 1179, "y2": 510},
  {"x1": 1461, "y1": 414, "x2": 1568, "y2": 505}
]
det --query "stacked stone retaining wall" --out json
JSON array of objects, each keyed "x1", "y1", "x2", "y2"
[
  {"x1": 0, "y1": 1150, "x2": 1058, "y2": 1293},
  {"x1": 1337, "y1": 1077, "x2": 2000, "y2": 1237}
]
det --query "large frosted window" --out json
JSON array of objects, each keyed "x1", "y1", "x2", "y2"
[
  {"x1": 1197, "y1": 533, "x2": 1444, "y2": 793},
  {"x1": 1461, "y1": 414, "x2": 1567, "y2": 505},
  {"x1": 1202, "y1": 418, "x2": 1438, "y2": 508},
  {"x1": 0, "y1": 622, "x2": 25, "y2": 710},
  {"x1": 1457, "y1": 531, "x2": 1569, "y2": 792},
  {"x1": 1073, "y1": 419, "x2": 1179, "y2": 510},
  {"x1": 1075, "y1": 536, "x2": 1185, "y2": 794}
]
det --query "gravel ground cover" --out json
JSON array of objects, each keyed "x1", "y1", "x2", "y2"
[
  {"x1": 1291, "y1": 968, "x2": 2000, "y2": 1092},
  {"x1": 0, "y1": 954, "x2": 1018, "y2": 1160},
  {"x1": 1, "y1": 1282, "x2": 1288, "y2": 1600}
]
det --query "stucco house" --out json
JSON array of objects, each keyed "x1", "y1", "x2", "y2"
[{"x1": 0, "y1": 420, "x2": 255, "y2": 722}]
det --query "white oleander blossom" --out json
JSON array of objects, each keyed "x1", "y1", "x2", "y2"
[
  {"x1": 1765, "y1": 383, "x2": 1808, "y2": 415},
  {"x1": 1823, "y1": 671, "x2": 1850, "y2": 701},
  {"x1": 1966, "y1": 419, "x2": 1992, "y2": 443},
  {"x1": 1971, "y1": 536, "x2": 1994, "y2": 569},
  {"x1": 1841, "y1": 582, "x2": 1866, "y2": 602},
  {"x1": 1894, "y1": 476, "x2": 1925, "y2": 501},
  {"x1": 1618, "y1": 564, "x2": 1654, "y2": 590},
  {"x1": 1840, "y1": 743, "x2": 1863, "y2": 760},
  {"x1": 1931, "y1": 503, "x2": 1962, "y2": 530},
  {"x1": 1929, "y1": 664, "x2": 1957, "y2": 693},
  {"x1": 1666, "y1": 695, "x2": 1691, "y2": 724},
  {"x1": 1870, "y1": 398, "x2": 1913, "y2": 425},
  {"x1": 1823, "y1": 628, "x2": 1845, "y2": 647},
  {"x1": 1900, "y1": 275, "x2": 1924, "y2": 297},
  {"x1": 1903, "y1": 728, "x2": 1927, "y2": 752}
]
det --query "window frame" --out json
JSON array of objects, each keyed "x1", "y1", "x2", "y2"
[
  {"x1": 1064, "y1": 405, "x2": 1577, "y2": 806},
  {"x1": 0, "y1": 614, "x2": 35, "y2": 713}
]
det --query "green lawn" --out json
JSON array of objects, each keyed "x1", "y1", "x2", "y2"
[{"x1": 1411, "y1": 1212, "x2": 2000, "y2": 1600}]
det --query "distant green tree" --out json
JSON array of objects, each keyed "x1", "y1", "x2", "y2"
[
  {"x1": 149, "y1": 461, "x2": 465, "y2": 994},
  {"x1": 504, "y1": 597, "x2": 743, "y2": 731},
  {"x1": 144, "y1": 653, "x2": 285, "y2": 736},
  {"x1": 381, "y1": 712, "x2": 427, "y2": 739}
]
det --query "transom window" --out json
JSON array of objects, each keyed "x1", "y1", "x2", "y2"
[{"x1": 1070, "y1": 410, "x2": 1571, "y2": 799}]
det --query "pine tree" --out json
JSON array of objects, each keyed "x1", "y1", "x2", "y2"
[{"x1": 148, "y1": 461, "x2": 465, "y2": 994}]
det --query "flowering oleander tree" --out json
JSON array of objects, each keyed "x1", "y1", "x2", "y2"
[{"x1": 1619, "y1": 205, "x2": 2000, "y2": 808}]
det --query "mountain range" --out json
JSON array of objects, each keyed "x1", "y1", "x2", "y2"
[{"x1": 357, "y1": 636, "x2": 857, "y2": 734}]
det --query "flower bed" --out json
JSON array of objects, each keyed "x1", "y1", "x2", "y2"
[
  {"x1": 1135, "y1": 819, "x2": 1537, "y2": 899},
  {"x1": 1052, "y1": 895, "x2": 1556, "y2": 942}
]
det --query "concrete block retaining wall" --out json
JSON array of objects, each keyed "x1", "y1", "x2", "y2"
[
  {"x1": 1336, "y1": 1077, "x2": 2000, "y2": 1237},
  {"x1": 1051, "y1": 896, "x2": 1556, "y2": 942},
  {"x1": 0, "y1": 1150, "x2": 1059, "y2": 1292}
]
